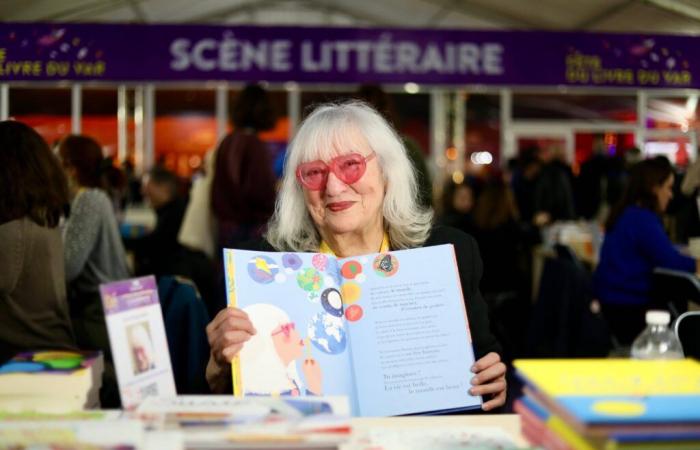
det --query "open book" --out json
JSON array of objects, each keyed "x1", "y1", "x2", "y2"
[{"x1": 224, "y1": 244, "x2": 481, "y2": 416}]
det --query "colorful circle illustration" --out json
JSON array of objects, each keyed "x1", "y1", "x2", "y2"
[
  {"x1": 282, "y1": 253, "x2": 302, "y2": 270},
  {"x1": 340, "y1": 282, "x2": 361, "y2": 304},
  {"x1": 312, "y1": 253, "x2": 328, "y2": 271},
  {"x1": 307, "y1": 313, "x2": 346, "y2": 354},
  {"x1": 345, "y1": 304, "x2": 364, "y2": 322},
  {"x1": 341, "y1": 260, "x2": 363, "y2": 279},
  {"x1": 247, "y1": 255, "x2": 279, "y2": 284},
  {"x1": 373, "y1": 253, "x2": 399, "y2": 277},
  {"x1": 321, "y1": 288, "x2": 343, "y2": 317},
  {"x1": 297, "y1": 267, "x2": 324, "y2": 292}
]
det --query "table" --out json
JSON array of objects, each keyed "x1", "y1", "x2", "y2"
[{"x1": 351, "y1": 414, "x2": 525, "y2": 447}]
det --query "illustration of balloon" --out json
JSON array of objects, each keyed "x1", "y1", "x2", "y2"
[
  {"x1": 321, "y1": 288, "x2": 343, "y2": 317},
  {"x1": 345, "y1": 304, "x2": 363, "y2": 322},
  {"x1": 282, "y1": 253, "x2": 302, "y2": 270},
  {"x1": 312, "y1": 253, "x2": 328, "y2": 271},
  {"x1": 307, "y1": 313, "x2": 346, "y2": 354},
  {"x1": 297, "y1": 267, "x2": 324, "y2": 292},
  {"x1": 247, "y1": 255, "x2": 279, "y2": 284},
  {"x1": 341, "y1": 260, "x2": 362, "y2": 279},
  {"x1": 373, "y1": 253, "x2": 399, "y2": 277},
  {"x1": 340, "y1": 282, "x2": 361, "y2": 304}
]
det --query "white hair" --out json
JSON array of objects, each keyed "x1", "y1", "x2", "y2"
[
  {"x1": 266, "y1": 101, "x2": 433, "y2": 251},
  {"x1": 239, "y1": 303, "x2": 303, "y2": 395}
]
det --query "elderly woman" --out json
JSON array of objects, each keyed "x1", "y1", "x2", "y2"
[{"x1": 206, "y1": 102, "x2": 506, "y2": 411}]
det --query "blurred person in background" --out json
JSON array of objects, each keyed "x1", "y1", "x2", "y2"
[
  {"x1": 58, "y1": 135, "x2": 130, "y2": 365},
  {"x1": 594, "y1": 158, "x2": 700, "y2": 345},
  {"x1": 533, "y1": 146, "x2": 576, "y2": 225},
  {"x1": 438, "y1": 180, "x2": 476, "y2": 236},
  {"x1": 101, "y1": 156, "x2": 128, "y2": 220},
  {"x1": 472, "y1": 177, "x2": 539, "y2": 360},
  {"x1": 473, "y1": 177, "x2": 537, "y2": 300},
  {"x1": 0, "y1": 121, "x2": 76, "y2": 363},
  {"x1": 131, "y1": 165, "x2": 187, "y2": 278},
  {"x1": 211, "y1": 84, "x2": 277, "y2": 252},
  {"x1": 131, "y1": 165, "x2": 217, "y2": 312}
]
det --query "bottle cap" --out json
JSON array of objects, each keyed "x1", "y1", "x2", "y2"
[{"x1": 646, "y1": 310, "x2": 670, "y2": 325}]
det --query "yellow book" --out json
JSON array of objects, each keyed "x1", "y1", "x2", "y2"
[{"x1": 514, "y1": 359, "x2": 700, "y2": 426}]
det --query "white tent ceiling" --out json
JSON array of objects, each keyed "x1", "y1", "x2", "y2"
[{"x1": 2, "y1": 0, "x2": 700, "y2": 35}]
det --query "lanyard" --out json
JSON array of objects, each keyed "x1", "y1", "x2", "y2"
[{"x1": 319, "y1": 233, "x2": 390, "y2": 256}]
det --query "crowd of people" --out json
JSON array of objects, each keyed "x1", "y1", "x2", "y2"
[{"x1": 1, "y1": 83, "x2": 698, "y2": 412}]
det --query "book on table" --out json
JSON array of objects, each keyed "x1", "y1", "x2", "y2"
[
  {"x1": 223, "y1": 244, "x2": 481, "y2": 417},
  {"x1": 514, "y1": 358, "x2": 700, "y2": 446},
  {"x1": 0, "y1": 350, "x2": 103, "y2": 413}
]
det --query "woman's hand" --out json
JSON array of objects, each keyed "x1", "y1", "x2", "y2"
[
  {"x1": 302, "y1": 358, "x2": 323, "y2": 395},
  {"x1": 205, "y1": 307, "x2": 256, "y2": 393},
  {"x1": 470, "y1": 352, "x2": 507, "y2": 411}
]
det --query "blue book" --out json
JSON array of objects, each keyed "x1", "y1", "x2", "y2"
[{"x1": 223, "y1": 244, "x2": 482, "y2": 416}]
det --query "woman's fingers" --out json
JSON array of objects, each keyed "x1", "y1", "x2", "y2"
[
  {"x1": 471, "y1": 352, "x2": 501, "y2": 373},
  {"x1": 206, "y1": 308, "x2": 255, "y2": 338},
  {"x1": 207, "y1": 315, "x2": 256, "y2": 347},
  {"x1": 469, "y1": 376, "x2": 506, "y2": 396},
  {"x1": 221, "y1": 343, "x2": 246, "y2": 362},
  {"x1": 471, "y1": 361, "x2": 506, "y2": 385},
  {"x1": 210, "y1": 329, "x2": 254, "y2": 363},
  {"x1": 207, "y1": 310, "x2": 257, "y2": 366},
  {"x1": 482, "y1": 389, "x2": 507, "y2": 411}
]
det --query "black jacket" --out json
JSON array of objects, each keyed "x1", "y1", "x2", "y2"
[{"x1": 247, "y1": 225, "x2": 502, "y2": 360}]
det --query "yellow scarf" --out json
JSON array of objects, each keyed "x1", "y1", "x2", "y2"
[{"x1": 319, "y1": 233, "x2": 390, "y2": 256}]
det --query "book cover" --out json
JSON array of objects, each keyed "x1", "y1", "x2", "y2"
[
  {"x1": 100, "y1": 276, "x2": 176, "y2": 410},
  {"x1": 224, "y1": 244, "x2": 481, "y2": 416},
  {"x1": 514, "y1": 359, "x2": 700, "y2": 426}
]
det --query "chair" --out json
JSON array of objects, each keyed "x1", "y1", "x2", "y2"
[
  {"x1": 526, "y1": 244, "x2": 611, "y2": 358},
  {"x1": 651, "y1": 268, "x2": 700, "y2": 319},
  {"x1": 674, "y1": 311, "x2": 700, "y2": 360},
  {"x1": 158, "y1": 275, "x2": 211, "y2": 394}
]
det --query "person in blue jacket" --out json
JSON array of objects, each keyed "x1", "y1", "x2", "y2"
[{"x1": 594, "y1": 157, "x2": 699, "y2": 345}]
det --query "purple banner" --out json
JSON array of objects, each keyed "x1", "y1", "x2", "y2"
[
  {"x1": 100, "y1": 275, "x2": 159, "y2": 316},
  {"x1": 0, "y1": 22, "x2": 697, "y2": 88}
]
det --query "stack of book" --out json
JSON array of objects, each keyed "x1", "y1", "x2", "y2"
[
  {"x1": 513, "y1": 358, "x2": 700, "y2": 450},
  {"x1": 0, "y1": 350, "x2": 103, "y2": 413},
  {"x1": 135, "y1": 395, "x2": 352, "y2": 449}
]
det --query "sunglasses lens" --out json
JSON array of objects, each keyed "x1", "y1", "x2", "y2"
[
  {"x1": 335, "y1": 154, "x2": 366, "y2": 184},
  {"x1": 298, "y1": 162, "x2": 327, "y2": 189}
]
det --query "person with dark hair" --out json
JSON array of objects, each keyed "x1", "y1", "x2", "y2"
[
  {"x1": 594, "y1": 158, "x2": 700, "y2": 345},
  {"x1": 58, "y1": 134, "x2": 129, "y2": 358},
  {"x1": 132, "y1": 165, "x2": 187, "y2": 278},
  {"x1": 356, "y1": 84, "x2": 433, "y2": 208},
  {"x1": 439, "y1": 180, "x2": 475, "y2": 236},
  {"x1": 0, "y1": 121, "x2": 76, "y2": 362},
  {"x1": 211, "y1": 84, "x2": 277, "y2": 251}
]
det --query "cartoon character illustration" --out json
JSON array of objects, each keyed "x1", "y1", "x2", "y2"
[
  {"x1": 127, "y1": 322, "x2": 156, "y2": 375},
  {"x1": 240, "y1": 304, "x2": 323, "y2": 396}
]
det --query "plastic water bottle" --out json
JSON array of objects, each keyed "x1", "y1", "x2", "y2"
[{"x1": 630, "y1": 310, "x2": 684, "y2": 359}]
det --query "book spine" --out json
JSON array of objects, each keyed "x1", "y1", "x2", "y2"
[{"x1": 225, "y1": 249, "x2": 243, "y2": 397}]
